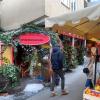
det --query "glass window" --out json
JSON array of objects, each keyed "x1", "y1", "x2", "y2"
[{"x1": 71, "y1": 0, "x2": 77, "y2": 11}]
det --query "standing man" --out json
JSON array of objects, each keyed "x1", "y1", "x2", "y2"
[{"x1": 50, "y1": 46, "x2": 68, "y2": 96}]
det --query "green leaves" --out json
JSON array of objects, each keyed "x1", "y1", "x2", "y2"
[
  {"x1": 63, "y1": 44, "x2": 78, "y2": 69},
  {"x1": 0, "y1": 23, "x2": 58, "y2": 46},
  {"x1": 0, "y1": 64, "x2": 20, "y2": 91},
  {"x1": 0, "y1": 64, "x2": 19, "y2": 80},
  {"x1": 0, "y1": 33, "x2": 12, "y2": 44}
]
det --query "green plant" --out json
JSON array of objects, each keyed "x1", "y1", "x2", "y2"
[
  {"x1": 63, "y1": 44, "x2": 78, "y2": 69},
  {"x1": 0, "y1": 64, "x2": 20, "y2": 92},
  {"x1": 0, "y1": 74, "x2": 9, "y2": 92},
  {"x1": 76, "y1": 46, "x2": 84, "y2": 65}
]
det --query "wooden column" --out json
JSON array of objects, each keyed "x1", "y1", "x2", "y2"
[{"x1": 72, "y1": 37, "x2": 75, "y2": 47}]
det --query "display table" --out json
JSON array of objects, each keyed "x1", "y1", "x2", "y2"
[
  {"x1": 83, "y1": 88, "x2": 100, "y2": 100},
  {"x1": 83, "y1": 93, "x2": 100, "y2": 100}
]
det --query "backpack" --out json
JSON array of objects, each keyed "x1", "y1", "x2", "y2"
[{"x1": 51, "y1": 51, "x2": 63, "y2": 70}]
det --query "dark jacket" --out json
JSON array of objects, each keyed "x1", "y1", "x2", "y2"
[{"x1": 51, "y1": 47, "x2": 64, "y2": 70}]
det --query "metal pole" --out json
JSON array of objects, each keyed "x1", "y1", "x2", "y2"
[{"x1": 94, "y1": 59, "x2": 97, "y2": 86}]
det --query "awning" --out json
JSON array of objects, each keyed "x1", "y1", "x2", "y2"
[
  {"x1": 46, "y1": 3, "x2": 100, "y2": 27},
  {"x1": 46, "y1": 3, "x2": 100, "y2": 40},
  {"x1": 63, "y1": 17, "x2": 100, "y2": 39}
]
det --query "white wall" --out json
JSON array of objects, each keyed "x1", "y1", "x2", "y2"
[
  {"x1": 0, "y1": 0, "x2": 70, "y2": 30},
  {"x1": 0, "y1": 0, "x2": 45, "y2": 30},
  {"x1": 45, "y1": 0, "x2": 85, "y2": 27},
  {"x1": 45, "y1": 0, "x2": 70, "y2": 27},
  {"x1": 0, "y1": 0, "x2": 84, "y2": 30},
  {"x1": 45, "y1": 0, "x2": 70, "y2": 17},
  {"x1": 77, "y1": 0, "x2": 84, "y2": 10}
]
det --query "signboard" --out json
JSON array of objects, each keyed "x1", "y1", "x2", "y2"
[
  {"x1": 19, "y1": 33, "x2": 50, "y2": 45},
  {"x1": 41, "y1": 43, "x2": 51, "y2": 48},
  {"x1": 62, "y1": 32, "x2": 84, "y2": 39}
]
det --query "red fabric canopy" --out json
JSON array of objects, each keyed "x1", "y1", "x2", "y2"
[{"x1": 19, "y1": 33, "x2": 50, "y2": 45}]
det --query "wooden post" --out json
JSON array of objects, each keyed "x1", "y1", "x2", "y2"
[
  {"x1": 84, "y1": 39, "x2": 86, "y2": 48},
  {"x1": 72, "y1": 37, "x2": 75, "y2": 47}
]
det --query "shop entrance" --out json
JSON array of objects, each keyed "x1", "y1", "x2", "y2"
[
  {"x1": 14, "y1": 45, "x2": 32, "y2": 77},
  {"x1": 14, "y1": 44, "x2": 46, "y2": 79},
  {"x1": 13, "y1": 33, "x2": 50, "y2": 81}
]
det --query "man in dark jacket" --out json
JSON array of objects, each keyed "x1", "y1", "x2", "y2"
[{"x1": 50, "y1": 46, "x2": 68, "y2": 96}]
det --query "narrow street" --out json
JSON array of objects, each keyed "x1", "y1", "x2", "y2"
[
  {"x1": 0, "y1": 0, "x2": 100, "y2": 100},
  {"x1": 27, "y1": 65, "x2": 86, "y2": 100}
]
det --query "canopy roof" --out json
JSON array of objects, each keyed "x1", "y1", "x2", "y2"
[{"x1": 46, "y1": 3, "x2": 100, "y2": 40}]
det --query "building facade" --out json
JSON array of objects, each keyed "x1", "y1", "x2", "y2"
[{"x1": 0, "y1": 0, "x2": 85, "y2": 30}]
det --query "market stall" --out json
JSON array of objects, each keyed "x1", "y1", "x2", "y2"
[
  {"x1": 83, "y1": 78, "x2": 100, "y2": 100},
  {"x1": 46, "y1": 4, "x2": 100, "y2": 99}
]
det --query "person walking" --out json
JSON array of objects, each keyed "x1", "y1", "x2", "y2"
[
  {"x1": 83, "y1": 50, "x2": 95, "y2": 89},
  {"x1": 50, "y1": 46, "x2": 68, "y2": 97}
]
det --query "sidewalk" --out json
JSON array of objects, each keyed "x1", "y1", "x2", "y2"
[
  {"x1": 0, "y1": 65, "x2": 86, "y2": 100},
  {"x1": 0, "y1": 77, "x2": 44, "y2": 100},
  {"x1": 27, "y1": 65, "x2": 86, "y2": 100}
]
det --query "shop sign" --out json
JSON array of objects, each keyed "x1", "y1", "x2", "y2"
[
  {"x1": 19, "y1": 33, "x2": 50, "y2": 45},
  {"x1": 62, "y1": 32, "x2": 84, "y2": 39},
  {"x1": 41, "y1": 44, "x2": 51, "y2": 48}
]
